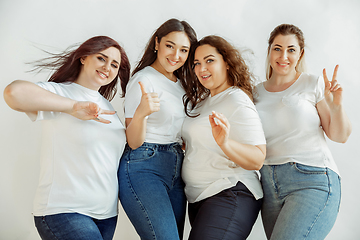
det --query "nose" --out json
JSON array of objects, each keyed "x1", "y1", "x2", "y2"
[
  {"x1": 103, "y1": 62, "x2": 111, "y2": 72},
  {"x1": 280, "y1": 51, "x2": 288, "y2": 60},
  {"x1": 173, "y1": 50, "x2": 180, "y2": 60},
  {"x1": 200, "y1": 63, "x2": 207, "y2": 72}
]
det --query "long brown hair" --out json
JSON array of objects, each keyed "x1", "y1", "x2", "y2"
[
  {"x1": 31, "y1": 36, "x2": 130, "y2": 100},
  {"x1": 183, "y1": 35, "x2": 254, "y2": 117},
  {"x1": 266, "y1": 24, "x2": 306, "y2": 80},
  {"x1": 132, "y1": 18, "x2": 197, "y2": 90}
]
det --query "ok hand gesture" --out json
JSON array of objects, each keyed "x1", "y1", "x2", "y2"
[
  {"x1": 137, "y1": 81, "x2": 160, "y2": 118},
  {"x1": 323, "y1": 65, "x2": 343, "y2": 107},
  {"x1": 209, "y1": 111, "x2": 230, "y2": 147}
]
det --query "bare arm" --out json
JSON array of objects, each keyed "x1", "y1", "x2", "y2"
[
  {"x1": 316, "y1": 65, "x2": 352, "y2": 143},
  {"x1": 3, "y1": 80, "x2": 114, "y2": 124},
  {"x1": 125, "y1": 82, "x2": 160, "y2": 149},
  {"x1": 209, "y1": 111, "x2": 266, "y2": 170}
]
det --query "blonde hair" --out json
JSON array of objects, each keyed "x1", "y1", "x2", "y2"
[{"x1": 265, "y1": 24, "x2": 307, "y2": 80}]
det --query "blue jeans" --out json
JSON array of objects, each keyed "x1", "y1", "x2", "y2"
[
  {"x1": 34, "y1": 213, "x2": 117, "y2": 240},
  {"x1": 118, "y1": 142, "x2": 186, "y2": 240},
  {"x1": 260, "y1": 162, "x2": 341, "y2": 240},
  {"x1": 188, "y1": 181, "x2": 262, "y2": 240}
]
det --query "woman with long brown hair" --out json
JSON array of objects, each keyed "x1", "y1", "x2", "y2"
[
  {"x1": 4, "y1": 36, "x2": 130, "y2": 240},
  {"x1": 182, "y1": 35, "x2": 266, "y2": 240},
  {"x1": 117, "y1": 18, "x2": 197, "y2": 240}
]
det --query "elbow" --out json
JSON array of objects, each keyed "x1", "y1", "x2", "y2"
[
  {"x1": 254, "y1": 161, "x2": 264, "y2": 171},
  {"x1": 252, "y1": 157, "x2": 265, "y2": 170},
  {"x1": 128, "y1": 142, "x2": 142, "y2": 150},
  {"x1": 3, "y1": 81, "x2": 22, "y2": 111}
]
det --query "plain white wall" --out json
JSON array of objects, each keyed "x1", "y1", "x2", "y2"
[{"x1": 1, "y1": 0, "x2": 359, "y2": 239}]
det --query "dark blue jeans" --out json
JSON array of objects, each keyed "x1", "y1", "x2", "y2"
[
  {"x1": 188, "y1": 181, "x2": 262, "y2": 240},
  {"x1": 118, "y1": 142, "x2": 186, "y2": 240},
  {"x1": 34, "y1": 213, "x2": 117, "y2": 240}
]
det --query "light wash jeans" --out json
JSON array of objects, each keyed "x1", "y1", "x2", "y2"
[
  {"x1": 118, "y1": 142, "x2": 186, "y2": 240},
  {"x1": 260, "y1": 162, "x2": 341, "y2": 240},
  {"x1": 34, "y1": 213, "x2": 117, "y2": 240}
]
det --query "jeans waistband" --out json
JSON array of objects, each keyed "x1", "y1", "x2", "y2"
[{"x1": 126, "y1": 142, "x2": 182, "y2": 151}]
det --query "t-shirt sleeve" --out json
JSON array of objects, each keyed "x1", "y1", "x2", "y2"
[
  {"x1": 315, "y1": 75, "x2": 325, "y2": 103},
  {"x1": 228, "y1": 101, "x2": 266, "y2": 146},
  {"x1": 25, "y1": 82, "x2": 61, "y2": 121},
  {"x1": 124, "y1": 73, "x2": 154, "y2": 119}
]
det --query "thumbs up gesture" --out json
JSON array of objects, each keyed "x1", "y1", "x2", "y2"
[
  {"x1": 323, "y1": 65, "x2": 343, "y2": 107},
  {"x1": 136, "y1": 81, "x2": 160, "y2": 118}
]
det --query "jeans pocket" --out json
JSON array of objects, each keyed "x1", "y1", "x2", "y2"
[
  {"x1": 293, "y1": 163, "x2": 327, "y2": 174},
  {"x1": 129, "y1": 146, "x2": 155, "y2": 162}
]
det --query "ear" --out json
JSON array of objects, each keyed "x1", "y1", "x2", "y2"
[
  {"x1": 80, "y1": 57, "x2": 85, "y2": 64},
  {"x1": 299, "y1": 49, "x2": 304, "y2": 60},
  {"x1": 154, "y1": 37, "x2": 159, "y2": 51}
]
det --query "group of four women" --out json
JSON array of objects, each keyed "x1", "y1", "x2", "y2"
[{"x1": 4, "y1": 18, "x2": 351, "y2": 240}]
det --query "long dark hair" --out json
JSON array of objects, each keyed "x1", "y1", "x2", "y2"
[
  {"x1": 132, "y1": 18, "x2": 197, "y2": 89},
  {"x1": 32, "y1": 36, "x2": 130, "y2": 100},
  {"x1": 183, "y1": 35, "x2": 255, "y2": 117}
]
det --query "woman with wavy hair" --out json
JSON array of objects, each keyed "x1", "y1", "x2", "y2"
[
  {"x1": 182, "y1": 35, "x2": 266, "y2": 240},
  {"x1": 118, "y1": 18, "x2": 197, "y2": 240},
  {"x1": 254, "y1": 24, "x2": 351, "y2": 239},
  {"x1": 4, "y1": 36, "x2": 130, "y2": 240}
]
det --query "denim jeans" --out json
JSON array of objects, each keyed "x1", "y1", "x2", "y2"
[
  {"x1": 118, "y1": 142, "x2": 186, "y2": 240},
  {"x1": 187, "y1": 181, "x2": 262, "y2": 240},
  {"x1": 260, "y1": 162, "x2": 341, "y2": 240},
  {"x1": 34, "y1": 213, "x2": 117, "y2": 240}
]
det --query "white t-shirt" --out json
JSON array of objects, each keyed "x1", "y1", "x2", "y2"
[
  {"x1": 27, "y1": 82, "x2": 126, "y2": 219},
  {"x1": 182, "y1": 87, "x2": 266, "y2": 203},
  {"x1": 253, "y1": 73, "x2": 339, "y2": 175},
  {"x1": 124, "y1": 66, "x2": 186, "y2": 144}
]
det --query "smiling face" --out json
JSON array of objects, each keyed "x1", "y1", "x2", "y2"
[
  {"x1": 269, "y1": 34, "x2": 303, "y2": 77},
  {"x1": 151, "y1": 31, "x2": 190, "y2": 81},
  {"x1": 77, "y1": 47, "x2": 121, "y2": 90},
  {"x1": 194, "y1": 44, "x2": 231, "y2": 96}
]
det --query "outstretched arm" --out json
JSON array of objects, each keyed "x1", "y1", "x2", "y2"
[
  {"x1": 125, "y1": 81, "x2": 160, "y2": 149},
  {"x1": 316, "y1": 65, "x2": 352, "y2": 143},
  {"x1": 4, "y1": 80, "x2": 114, "y2": 124},
  {"x1": 209, "y1": 111, "x2": 266, "y2": 170}
]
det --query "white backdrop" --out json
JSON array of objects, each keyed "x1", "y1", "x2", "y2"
[{"x1": 1, "y1": 0, "x2": 359, "y2": 239}]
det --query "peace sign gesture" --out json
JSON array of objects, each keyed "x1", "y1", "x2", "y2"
[
  {"x1": 323, "y1": 65, "x2": 343, "y2": 107},
  {"x1": 136, "y1": 81, "x2": 160, "y2": 118}
]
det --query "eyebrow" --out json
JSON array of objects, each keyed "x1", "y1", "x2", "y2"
[
  {"x1": 99, "y1": 53, "x2": 120, "y2": 65},
  {"x1": 274, "y1": 44, "x2": 297, "y2": 48},
  {"x1": 166, "y1": 40, "x2": 190, "y2": 49},
  {"x1": 194, "y1": 54, "x2": 215, "y2": 62}
]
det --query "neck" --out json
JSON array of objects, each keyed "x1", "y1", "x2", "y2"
[
  {"x1": 150, "y1": 62, "x2": 177, "y2": 82},
  {"x1": 265, "y1": 71, "x2": 301, "y2": 92}
]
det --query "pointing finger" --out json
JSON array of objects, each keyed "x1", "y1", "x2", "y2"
[{"x1": 99, "y1": 109, "x2": 116, "y2": 115}]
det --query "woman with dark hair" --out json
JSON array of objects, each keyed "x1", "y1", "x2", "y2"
[
  {"x1": 181, "y1": 35, "x2": 266, "y2": 240},
  {"x1": 118, "y1": 18, "x2": 197, "y2": 240},
  {"x1": 4, "y1": 36, "x2": 130, "y2": 240},
  {"x1": 254, "y1": 24, "x2": 351, "y2": 239}
]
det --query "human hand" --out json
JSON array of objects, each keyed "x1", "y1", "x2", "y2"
[
  {"x1": 323, "y1": 65, "x2": 343, "y2": 107},
  {"x1": 209, "y1": 111, "x2": 230, "y2": 146},
  {"x1": 136, "y1": 81, "x2": 160, "y2": 118},
  {"x1": 70, "y1": 101, "x2": 115, "y2": 124}
]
